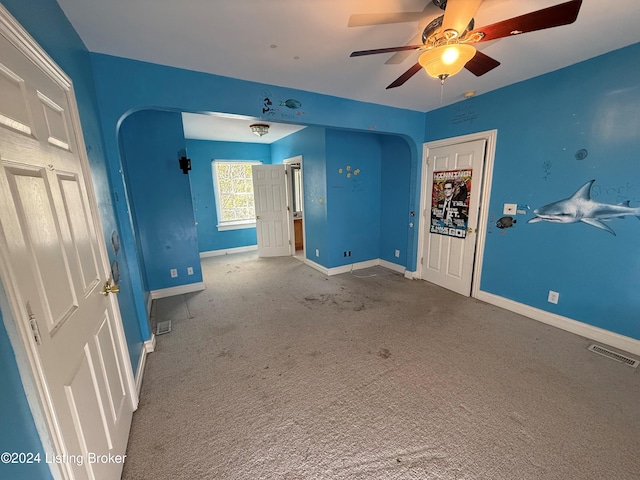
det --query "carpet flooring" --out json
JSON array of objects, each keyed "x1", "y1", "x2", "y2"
[{"x1": 121, "y1": 252, "x2": 640, "y2": 479}]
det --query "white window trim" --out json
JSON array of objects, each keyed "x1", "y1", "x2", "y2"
[{"x1": 212, "y1": 160, "x2": 262, "y2": 231}]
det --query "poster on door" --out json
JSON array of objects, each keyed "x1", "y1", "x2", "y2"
[{"x1": 430, "y1": 169, "x2": 472, "y2": 238}]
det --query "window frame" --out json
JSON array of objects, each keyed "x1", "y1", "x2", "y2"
[{"x1": 211, "y1": 160, "x2": 262, "y2": 231}]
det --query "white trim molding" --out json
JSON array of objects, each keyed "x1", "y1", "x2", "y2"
[
  {"x1": 149, "y1": 282, "x2": 206, "y2": 300},
  {"x1": 134, "y1": 335, "x2": 156, "y2": 399},
  {"x1": 304, "y1": 258, "x2": 406, "y2": 277},
  {"x1": 200, "y1": 245, "x2": 258, "y2": 258},
  {"x1": 476, "y1": 290, "x2": 640, "y2": 356}
]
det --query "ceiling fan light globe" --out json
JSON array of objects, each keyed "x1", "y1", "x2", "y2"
[
  {"x1": 419, "y1": 44, "x2": 476, "y2": 79},
  {"x1": 441, "y1": 46, "x2": 460, "y2": 65}
]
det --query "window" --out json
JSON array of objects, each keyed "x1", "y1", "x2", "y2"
[{"x1": 212, "y1": 160, "x2": 261, "y2": 231}]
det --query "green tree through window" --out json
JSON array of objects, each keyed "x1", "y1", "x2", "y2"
[{"x1": 212, "y1": 160, "x2": 261, "y2": 230}]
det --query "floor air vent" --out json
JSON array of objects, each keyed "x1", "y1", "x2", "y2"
[
  {"x1": 156, "y1": 320, "x2": 172, "y2": 336},
  {"x1": 587, "y1": 344, "x2": 639, "y2": 368}
]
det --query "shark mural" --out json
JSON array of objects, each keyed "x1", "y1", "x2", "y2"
[{"x1": 528, "y1": 179, "x2": 640, "y2": 236}]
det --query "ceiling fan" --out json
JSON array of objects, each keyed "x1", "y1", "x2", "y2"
[{"x1": 350, "y1": 0, "x2": 583, "y2": 89}]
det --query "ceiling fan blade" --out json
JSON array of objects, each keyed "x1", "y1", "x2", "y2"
[
  {"x1": 384, "y1": 32, "x2": 424, "y2": 65},
  {"x1": 386, "y1": 62, "x2": 423, "y2": 89},
  {"x1": 348, "y1": 12, "x2": 431, "y2": 27},
  {"x1": 469, "y1": 0, "x2": 583, "y2": 43},
  {"x1": 350, "y1": 45, "x2": 423, "y2": 58},
  {"x1": 348, "y1": 3, "x2": 440, "y2": 27},
  {"x1": 464, "y1": 50, "x2": 500, "y2": 76},
  {"x1": 441, "y1": 0, "x2": 483, "y2": 37}
]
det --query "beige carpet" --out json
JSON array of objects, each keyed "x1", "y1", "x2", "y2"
[{"x1": 122, "y1": 252, "x2": 640, "y2": 479}]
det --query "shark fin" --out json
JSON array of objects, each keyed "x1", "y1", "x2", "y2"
[
  {"x1": 570, "y1": 179, "x2": 595, "y2": 201},
  {"x1": 581, "y1": 217, "x2": 616, "y2": 235}
]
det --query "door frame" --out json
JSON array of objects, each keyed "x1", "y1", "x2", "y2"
[
  {"x1": 416, "y1": 130, "x2": 497, "y2": 298},
  {"x1": 283, "y1": 155, "x2": 305, "y2": 258},
  {"x1": 0, "y1": 7, "x2": 137, "y2": 479}
]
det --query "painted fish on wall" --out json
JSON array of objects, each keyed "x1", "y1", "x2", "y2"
[
  {"x1": 280, "y1": 99, "x2": 302, "y2": 109},
  {"x1": 527, "y1": 179, "x2": 640, "y2": 236}
]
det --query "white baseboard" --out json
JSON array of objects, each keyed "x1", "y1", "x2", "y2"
[
  {"x1": 404, "y1": 270, "x2": 417, "y2": 280},
  {"x1": 476, "y1": 290, "x2": 640, "y2": 356},
  {"x1": 200, "y1": 245, "x2": 257, "y2": 258},
  {"x1": 304, "y1": 258, "x2": 406, "y2": 276},
  {"x1": 379, "y1": 259, "x2": 406, "y2": 274},
  {"x1": 149, "y1": 282, "x2": 206, "y2": 300},
  {"x1": 327, "y1": 259, "x2": 380, "y2": 276},
  {"x1": 303, "y1": 258, "x2": 329, "y2": 275},
  {"x1": 135, "y1": 334, "x2": 156, "y2": 399}
]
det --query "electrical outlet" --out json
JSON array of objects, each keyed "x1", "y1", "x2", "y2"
[
  {"x1": 170, "y1": 268, "x2": 178, "y2": 278},
  {"x1": 187, "y1": 266, "x2": 194, "y2": 275},
  {"x1": 547, "y1": 290, "x2": 559, "y2": 304},
  {"x1": 343, "y1": 251, "x2": 347, "y2": 257},
  {"x1": 395, "y1": 249, "x2": 400, "y2": 258},
  {"x1": 348, "y1": 251, "x2": 351, "y2": 257},
  {"x1": 315, "y1": 249, "x2": 319, "y2": 257},
  {"x1": 503, "y1": 203, "x2": 517, "y2": 215}
]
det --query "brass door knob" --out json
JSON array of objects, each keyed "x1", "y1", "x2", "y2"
[
  {"x1": 467, "y1": 227, "x2": 474, "y2": 234},
  {"x1": 101, "y1": 279, "x2": 120, "y2": 295}
]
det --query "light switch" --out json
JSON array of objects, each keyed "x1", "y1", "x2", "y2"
[{"x1": 503, "y1": 203, "x2": 517, "y2": 215}]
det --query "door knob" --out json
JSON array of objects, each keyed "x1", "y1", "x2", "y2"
[
  {"x1": 466, "y1": 227, "x2": 474, "y2": 233},
  {"x1": 256, "y1": 215, "x2": 261, "y2": 220},
  {"x1": 101, "y1": 279, "x2": 120, "y2": 295}
]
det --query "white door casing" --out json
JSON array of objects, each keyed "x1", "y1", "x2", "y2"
[
  {"x1": 0, "y1": 6, "x2": 135, "y2": 480},
  {"x1": 418, "y1": 132, "x2": 496, "y2": 297},
  {"x1": 252, "y1": 164, "x2": 291, "y2": 257},
  {"x1": 284, "y1": 155, "x2": 304, "y2": 258}
]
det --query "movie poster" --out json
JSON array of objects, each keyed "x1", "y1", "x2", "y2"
[{"x1": 430, "y1": 169, "x2": 472, "y2": 238}]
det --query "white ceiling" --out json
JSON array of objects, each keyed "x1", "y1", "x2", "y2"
[
  {"x1": 182, "y1": 112, "x2": 306, "y2": 144},
  {"x1": 57, "y1": 0, "x2": 640, "y2": 124}
]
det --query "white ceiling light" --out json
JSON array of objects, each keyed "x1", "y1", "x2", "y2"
[{"x1": 249, "y1": 123, "x2": 269, "y2": 137}]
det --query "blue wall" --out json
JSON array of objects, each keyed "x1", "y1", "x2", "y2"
[
  {"x1": 89, "y1": 53, "x2": 425, "y2": 277},
  {"x1": 326, "y1": 130, "x2": 382, "y2": 267},
  {"x1": 186, "y1": 139, "x2": 271, "y2": 253},
  {"x1": 120, "y1": 110, "x2": 203, "y2": 290},
  {"x1": 273, "y1": 127, "x2": 412, "y2": 268},
  {"x1": 424, "y1": 43, "x2": 640, "y2": 340},
  {"x1": 272, "y1": 127, "x2": 329, "y2": 264},
  {"x1": 380, "y1": 136, "x2": 412, "y2": 266}
]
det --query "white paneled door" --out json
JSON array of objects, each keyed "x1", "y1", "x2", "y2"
[
  {"x1": 0, "y1": 7, "x2": 135, "y2": 480},
  {"x1": 252, "y1": 164, "x2": 291, "y2": 257},
  {"x1": 421, "y1": 139, "x2": 486, "y2": 296}
]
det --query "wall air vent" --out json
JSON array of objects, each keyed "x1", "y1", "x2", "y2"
[{"x1": 587, "y1": 344, "x2": 639, "y2": 368}]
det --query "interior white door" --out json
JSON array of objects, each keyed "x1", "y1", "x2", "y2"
[
  {"x1": 421, "y1": 139, "x2": 486, "y2": 296},
  {"x1": 0, "y1": 14, "x2": 134, "y2": 480},
  {"x1": 252, "y1": 164, "x2": 290, "y2": 257}
]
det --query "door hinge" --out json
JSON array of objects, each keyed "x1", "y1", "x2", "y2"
[
  {"x1": 26, "y1": 302, "x2": 41, "y2": 346},
  {"x1": 420, "y1": 257, "x2": 423, "y2": 265}
]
